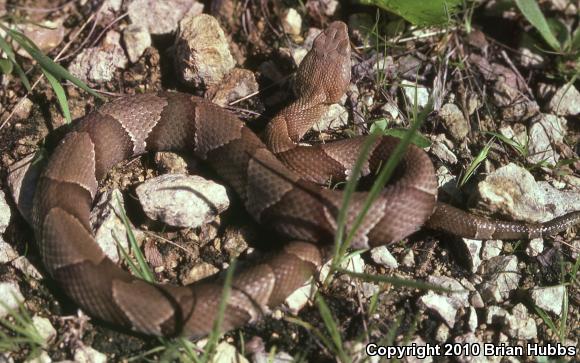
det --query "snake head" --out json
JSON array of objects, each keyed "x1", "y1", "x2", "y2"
[{"x1": 295, "y1": 21, "x2": 351, "y2": 104}]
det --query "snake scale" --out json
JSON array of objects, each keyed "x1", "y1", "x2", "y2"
[{"x1": 31, "y1": 21, "x2": 580, "y2": 338}]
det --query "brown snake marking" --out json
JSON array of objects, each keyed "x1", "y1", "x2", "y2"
[{"x1": 31, "y1": 21, "x2": 580, "y2": 338}]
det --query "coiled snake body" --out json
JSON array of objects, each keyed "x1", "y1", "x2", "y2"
[{"x1": 32, "y1": 22, "x2": 580, "y2": 338}]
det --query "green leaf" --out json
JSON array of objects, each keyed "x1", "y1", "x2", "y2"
[
  {"x1": 484, "y1": 131, "x2": 527, "y2": 158},
  {"x1": 370, "y1": 119, "x2": 431, "y2": 148},
  {"x1": 0, "y1": 58, "x2": 13, "y2": 74},
  {"x1": 3, "y1": 27, "x2": 102, "y2": 100},
  {"x1": 114, "y1": 193, "x2": 155, "y2": 282},
  {"x1": 459, "y1": 137, "x2": 494, "y2": 187},
  {"x1": 42, "y1": 69, "x2": 71, "y2": 123},
  {"x1": 514, "y1": 0, "x2": 561, "y2": 51},
  {"x1": 357, "y1": 0, "x2": 462, "y2": 26},
  {"x1": 546, "y1": 18, "x2": 570, "y2": 48},
  {"x1": 316, "y1": 296, "x2": 350, "y2": 363},
  {"x1": 0, "y1": 34, "x2": 32, "y2": 91},
  {"x1": 383, "y1": 127, "x2": 431, "y2": 148},
  {"x1": 200, "y1": 259, "x2": 236, "y2": 363},
  {"x1": 569, "y1": 26, "x2": 580, "y2": 52}
]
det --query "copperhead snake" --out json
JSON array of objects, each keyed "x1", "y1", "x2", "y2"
[{"x1": 31, "y1": 21, "x2": 580, "y2": 338}]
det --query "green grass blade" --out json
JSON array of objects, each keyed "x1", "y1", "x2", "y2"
[
  {"x1": 330, "y1": 131, "x2": 381, "y2": 275},
  {"x1": 114, "y1": 192, "x2": 225, "y2": 361},
  {"x1": 534, "y1": 305, "x2": 558, "y2": 334},
  {"x1": 0, "y1": 58, "x2": 13, "y2": 74},
  {"x1": 114, "y1": 233, "x2": 143, "y2": 278},
  {"x1": 42, "y1": 69, "x2": 71, "y2": 123},
  {"x1": 370, "y1": 119, "x2": 431, "y2": 148},
  {"x1": 2, "y1": 26, "x2": 102, "y2": 100},
  {"x1": 484, "y1": 131, "x2": 527, "y2": 157},
  {"x1": 343, "y1": 99, "x2": 431, "y2": 250},
  {"x1": 514, "y1": 0, "x2": 561, "y2": 51},
  {"x1": 459, "y1": 137, "x2": 494, "y2": 187},
  {"x1": 315, "y1": 295, "x2": 350, "y2": 363},
  {"x1": 0, "y1": 34, "x2": 31, "y2": 91},
  {"x1": 569, "y1": 26, "x2": 580, "y2": 51},
  {"x1": 0, "y1": 296, "x2": 44, "y2": 355},
  {"x1": 200, "y1": 259, "x2": 236, "y2": 363},
  {"x1": 114, "y1": 194, "x2": 155, "y2": 282}
]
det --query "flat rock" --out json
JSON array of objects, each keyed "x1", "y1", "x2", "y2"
[
  {"x1": 439, "y1": 103, "x2": 469, "y2": 140},
  {"x1": 479, "y1": 255, "x2": 519, "y2": 303},
  {"x1": 403, "y1": 337, "x2": 434, "y2": 363},
  {"x1": 210, "y1": 68, "x2": 259, "y2": 107},
  {"x1": 401, "y1": 249, "x2": 415, "y2": 267},
  {"x1": 435, "y1": 324, "x2": 450, "y2": 343},
  {"x1": 492, "y1": 76, "x2": 539, "y2": 122},
  {"x1": 73, "y1": 346, "x2": 107, "y2": 363},
  {"x1": 525, "y1": 238, "x2": 543, "y2": 257},
  {"x1": 527, "y1": 114, "x2": 566, "y2": 166},
  {"x1": 467, "y1": 306, "x2": 478, "y2": 332},
  {"x1": 68, "y1": 31, "x2": 128, "y2": 83},
  {"x1": 175, "y1": 14, "x2": 236, "y2": 88},
  {"x1": 101, "y1": 0, "x2": 122, "y2": 23},
  {"x1": 123, "y1": 24, "x2": 151, "y2": 63},
  {"x1": 460, "y1": 238, "x2": 482, "y2": 273},
  {"x1": 246, "y1": 336, "x2": 295, "y2": 363},
  {"x1": 548, "y1": 84, "x2": 580, "y2": 116},
  {"x1": 313, "y1": 104, "x2": 349, "y2": 133},
  {"x1": 470, "y1": 291, "x2": 485, "y2": 308},
  {"x1": 0, "y1": 190, "x2": 10, "y2": 234},
  {"x1": 211, "y1": 341, "x2": 249, "y2": 363},
  {"x1": 537, "y1": 181, "x2": 580, "y2": 216},
  {"x1": 370, "y1": 245, "x2": 398, "y2": 268},
  {"x1": 24, "y1": 350, "x2": 51, "y2": 363},
  {"x1": 154, "y1": 151, "x2": 191, "y2": 174},
  {"x1": 136, "y1": 174, "x2": 229, "y2": 228},
  {"x1": 474, "y1": 163, "x2": 551, "y2": 222},
  {"x1": 16, "y1": 19, "x2": 65, "y2": 57},
  {"x1": 7, "y1": 153, "x2": 45, "y2": 224},
  {"x1": 282, "y1": 8, "x2": 302, "y2": 36},
  {"x1": 418, "y1": 276, "x2": 469, "y2": 328},
  {"x1": 0, "y1": 239, "x2": 18, "y2": 264},
  {"x1": 127, "y1": 0, "x2": 203, "y2": 35},
  {"x1": 221, "y1": 227, "x2": 250, "y2": 258},
  {"x1": 10, "y1": 97, "x2": 34, "y2": 121},
  {"x1": 530, "y1": 285, "x2": 565, "y2": 316},
  {"x1": 90, "y1": 189, "x2": 145, "y2": 263},
  {"x1": 481, "y1": 240, "x2": 502, "y2": 260},
  {"x1": 506, "y1": 303, "x2": 537, "y2": 340},
  {"x1": 0, "y1": 281, "x2": 25, "y2": 319},
  {"x1": 398, "y1": 55, "x2": 422, "y2": 80},
  {"x1": 519, "y1": 47, "x2": 544, "y2": 67},
  {"x1": 486, "y1": 303, "x2": 537, "y2": 340},
  {"x1": 181, "y1": 261, "x2": 219, "y2": 285},
  {"x1": 12, "y1": 256, "x2": 43, "y2": 280},
  {"x1": 401, "y1": 79, "x2": 430, "y2": 109},
  {"x1": 319, "y1": 254, "x2": 364, "y2": 283},
  {"x1": 32, "y1": 316, "x2": 56, "y2": 347},
  {"x1": 285, "y1": 277, "x2": 317, "y2": 315},
  {"x1": 430, "y1": 140, "x2": 458, "y2": 165}
]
